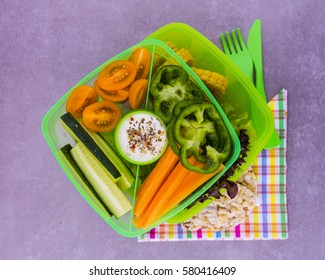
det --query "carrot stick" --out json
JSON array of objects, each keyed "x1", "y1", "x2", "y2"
[
  {"x1": 161, "y1": 164, "x2": 225, "y2": 217},
  {"x1": 133, "y1": 146, "x2": 179, "y2": 217},
  {"x1": 133, "y1": 157, "x2": 196, "y2": 229}
]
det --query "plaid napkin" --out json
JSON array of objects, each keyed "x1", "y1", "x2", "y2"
[{"x1": 138, "y1": 89, "x2": 288, "y2": 241}]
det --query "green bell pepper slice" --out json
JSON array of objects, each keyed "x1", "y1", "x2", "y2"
[
  {"x1": 173, "y1": 102, "x2": 232, "y2": 174},
  {"x1": 167, "y1": 100, "x2": 204, "y2": 156},
  {"x1": 150, "y1": 65, "x2": 204, "y2": 124}
]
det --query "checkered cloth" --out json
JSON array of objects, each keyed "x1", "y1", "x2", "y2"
[{"x1": 138, "y1": 89, "x2": 288, "y2": 241}]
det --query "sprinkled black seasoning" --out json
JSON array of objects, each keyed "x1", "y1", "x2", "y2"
[{"x1": 126, "y1": 114, "x2": 165, "y2": 158}]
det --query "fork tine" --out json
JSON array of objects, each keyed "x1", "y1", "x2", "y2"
[
  {"x1": 225, "y1": 31, "x2": 236, "y2": 55},
  {"x1": 231, "y1": 29, "x2": 240, "y2": 52},
  {"x1": 236, "y1": 28, "x2": 246, "y2": 50},
  {"x1": 220, "y1": 27, "x2": 254, "y2": 81},
  {"x1": 220, "y1": 33, "x2": 230, "y2": 55}
]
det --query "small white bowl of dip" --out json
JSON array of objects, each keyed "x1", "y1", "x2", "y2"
[{"x1": 114, "y1": 110, "x2": 168, "y2": 165}]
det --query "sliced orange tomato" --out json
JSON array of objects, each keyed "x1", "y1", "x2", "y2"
[
  {"x1": 66, "y1": 85, "x2": 97, "y2": 119},
  {"x1": 129, "y1": 48, "x2": 151, "y2": 79},
  {"x1": 82, "y1": 101, "x2": 122, "y2": 133},
  {"x1": 97, "y1": 60, "x2": 137, "y2": 91},
  {"x1": 94, "y1": 80, "x2": 129, "y2": 102},
  {"x1": 128, "y1": 79, "x2": 148, "y2": 109}
]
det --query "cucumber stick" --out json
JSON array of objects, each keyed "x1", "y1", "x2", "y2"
[
  {"x1": 60, "y1": 112, "x2": 121, "y2": 182},
  {"x1": 81, "y1": 125, "x2": 135, "y2": 190},
  {"x1": 59, "y1": 144, "x2": 113, "y2": 216},
  {"x1": 71, "y1": 142, "x2": 132, "y2": 219}
]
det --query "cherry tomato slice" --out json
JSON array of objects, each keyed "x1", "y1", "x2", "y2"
[
  {"x1": 82, "y1": 101, "x2": 122, "y2": 133},
  {"x1": 94, "y1": 80, "x2": 129, "y2": 102},
  {"x1": 97, "y1": 60, "x2": 136, "y2": 91},
  {"x1": 128, "y1": 79, "x2": 148, "y2": 109},
  {"x1": 66, "y1": 85, "x2": 97, "y2": 119},
  {"x1": 129, "y1": 48, "x2": 151, "y2": 79}
]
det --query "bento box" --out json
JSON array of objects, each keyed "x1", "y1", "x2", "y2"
[
  {"x1": 42, "y1": 37, "x2": 241, "y2": 237},
  {"x1": 146, "y1": 23, "x2": 274, "y2": 224}
]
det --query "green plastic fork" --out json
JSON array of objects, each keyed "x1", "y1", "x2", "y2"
[
  {"x1": 220, "y1": 28, "x2": 254, "y2": 82},
  {"x1": 220, "y1": 28, "x2": 279, "y2": 149}
]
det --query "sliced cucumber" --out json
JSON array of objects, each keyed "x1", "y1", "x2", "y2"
[
  {"x1": 59, "y1": 144, "x2": 113, "y2": 216},
  {"x1": 60, "y1": 112, "x2": 121, "y2": 182},
  {"x1": 70, "y1": 142, "x2": 132, "y2": 219},
  {"x1": 82, "y1": 126, "x2": 135, "y2": 190}
]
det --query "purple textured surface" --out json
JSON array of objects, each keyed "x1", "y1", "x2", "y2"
[{"x1": 1, "y1": 0, "x2": 324, "y2": 259}]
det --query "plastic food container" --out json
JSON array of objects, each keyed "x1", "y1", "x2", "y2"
[
  {"x1": 146, "y1": 23, "x2": 274, "y2": 224},
  {"x1": 42, "y1": 37, "x2": 241, "y2": 237}
]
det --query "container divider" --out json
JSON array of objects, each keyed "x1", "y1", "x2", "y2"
[
  {"x1": 145, "y1": 42, "x2": 156, "y2": 110},
  {"x1": 128, "y1": 164, "x2": 141, "y2": 234}
]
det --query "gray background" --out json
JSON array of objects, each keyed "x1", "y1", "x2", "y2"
[{"x1": 1, "y1": 0, "x2": 324, "y2": 260}]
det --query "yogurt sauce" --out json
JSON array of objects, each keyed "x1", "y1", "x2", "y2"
[{"x1": 115, "y1": 111, "x2": 167, "y2": 164}]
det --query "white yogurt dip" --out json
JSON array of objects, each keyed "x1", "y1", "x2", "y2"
[{"x1": 115, "y1": 110, "x2": 167, "y2": 165}]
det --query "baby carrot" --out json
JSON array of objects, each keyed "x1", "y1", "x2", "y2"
[
  {"x1": 162, "y1": 164, "x2": 225, "y2": 217},
  {"x1": 133, "y1": 157, "x2": 196, "y2": 229},
  {"x1": 133, "y1": 146, "x2": 179, "y2": 217}
]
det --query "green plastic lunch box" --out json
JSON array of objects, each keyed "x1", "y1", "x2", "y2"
[
  {"x1": 42, "y1": 23, "x2": 273, "y2": 237},
  {"x1": 147, "y1": 23, "x2": 274, "y2": 224}
]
